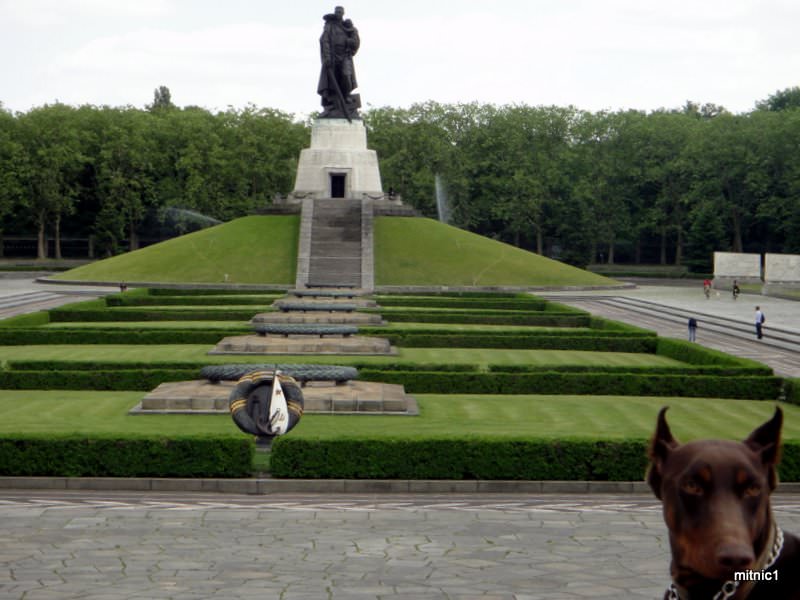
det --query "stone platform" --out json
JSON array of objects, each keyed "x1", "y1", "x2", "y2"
[
  {"x1": 274, "y1": 297, "x2": 377, "y2": 308},
  {"x1": 131, "y1": 379, "x2": 418, "y2": 415},
  {"x1": 209, "y1": 334, "x2": 395, "y2": 355},
  {"x1": 251, "y1": 312, "x2": 384, "y2": 325}
]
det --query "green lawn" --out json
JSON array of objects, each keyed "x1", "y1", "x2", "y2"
[
  {"x1": 0, "y1": 391, "x2": 794, "y2": 442},
  {"x1": 52, "y1": 216, "x2": 298, "y2": 284},
  {"x1": 374, "y1": 217, "x2": 616, "y2": 287},
  {"x1": 0, "y1": 345, "x2": 685, "y2": 368}
]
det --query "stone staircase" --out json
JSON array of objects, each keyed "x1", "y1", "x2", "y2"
[{"x1": 307, "y1": 199, "x2": 363, "y2": 288}]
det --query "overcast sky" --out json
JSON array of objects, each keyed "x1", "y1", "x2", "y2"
[{"x1": 2, "y1": 0, "x2": 799, "y2": 117}]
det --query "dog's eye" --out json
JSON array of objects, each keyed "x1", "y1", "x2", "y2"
[
  {"x1": 744, "y1": 484, "x2": 761, "y2": 497},
  {"x1": 681, "y1": 480, "x2": 703, "y2": 496}
]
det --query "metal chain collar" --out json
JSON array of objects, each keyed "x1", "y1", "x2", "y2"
[{"x1": 665, "y1": 527, "x2": 784, "y2": 600}]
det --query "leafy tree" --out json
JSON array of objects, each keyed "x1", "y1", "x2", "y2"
[
  {"x1": 17, "y1": 104, "x2": 86, "y2": 258},
  {"x1": 148, "y1": 85, "x2": 175, "y2": 112},
  {"x1": 756, "y1": 87, "x2": 800, "y2": 112}
]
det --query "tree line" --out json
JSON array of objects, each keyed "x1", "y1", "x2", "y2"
[{"x1": 2, "y1": 87, "x2": 800, "y2": 267}]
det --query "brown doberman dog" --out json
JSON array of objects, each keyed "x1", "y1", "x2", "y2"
[{"x1": 648, "y1": 406, "x2": 800, "y2": 599}]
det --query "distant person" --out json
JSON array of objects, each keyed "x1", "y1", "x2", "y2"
[
  {"x1": 755, "y1": 305, "x2": 765, "y2": 339},
  {"x1": 703, "y1": 279, "x2": 711, "y2": 299},
  {"x1": 687, "y1": 317, "x2": 698, "y2": 342},
  {"x1": 732, "y1": 280, "x2": 740, "y2": 300}
]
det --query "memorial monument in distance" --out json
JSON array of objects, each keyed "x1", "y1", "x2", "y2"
[{"x1": 292, "y1": 6, "x2": 383, "y2": 200}]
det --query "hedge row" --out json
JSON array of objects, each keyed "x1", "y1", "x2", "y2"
[
  {"x1": 0, "y1": 328, "x2": 248, "y2": 345},
  {"x1": 106, "y1": 295, "x2": 281, "y2": 307},
  {"x1": 48, "y1": 308, "x2": 266, "y2": 322},
  {"x1": 357, "y1": 370, "x2": 783, "y2": 399},
  {"x1": 656, "y1": 338, "x2": 772, "y2": 369},
  {"x1": 147, "y1": 288, "x2": 286, "y2": 296},
  {"x1": 374, "y1": 297, "x2": 548, "y2": 311},
  {"x1": 381, "y1": 312, "x2": 592, "y2": 327},
  {"x1": 359, "y1": 326, "x2": 655, "y2": 338},
  {"x1": 384, "y1": 291, "x2": 523, "y2": 298},
  {"x1": 785, "y1": 379, "x2": 800, "y2": 406},
  {"x1": 0, "y1": 369, "x2": 199, "y2": 390},
  {"x1": 0, "y1": 436, "x2": 253, "y2": 477},
  {"x1": 383, "y1": 333, "x2": 657, "y2": 352},
  {"x1": 269, "y1": 437, "x2": 800, "y2": 480},
  {"x1": 487, "y1": 364, "x2": 773, "y2": 376},
  {"x1": 6, "y1": 360, "x2": 480, "y2": 373}
]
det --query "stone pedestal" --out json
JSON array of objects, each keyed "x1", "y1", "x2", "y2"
[
  {"x1": 209, "y1": 334, "x2": 395, "y2": 355},
  {"x1": 132, "y1": 380, "x2": 418, "y2": 415},
  {"x1": 292, "y1": 119, "x2": 383, "y2": 200}
]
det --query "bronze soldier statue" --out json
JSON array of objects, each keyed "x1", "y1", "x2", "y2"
[{"x1": 317, "y1": 6, "x2": 361, "y2": 120}]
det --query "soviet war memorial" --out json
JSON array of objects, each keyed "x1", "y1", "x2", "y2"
[{"x1": 2, "y1": 3, "x2": 800, "y2": 599}]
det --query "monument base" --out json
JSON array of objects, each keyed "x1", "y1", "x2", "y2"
[
  {"x1": 292, "y1": 119, "x2": 382, "y2": 200},
  {"x1": 132, "y1": 380, "x2": 418, "y2": 415},
  {"x1": 251, "y1": 312, "x2": 383, "y2": 325},
  {"x1": 209, "y1": 334, "x2": 395, "y2": 355}
]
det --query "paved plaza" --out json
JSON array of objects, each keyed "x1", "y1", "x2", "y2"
[{"x1": 1, "y1": 491, "x2": 799, "y2": 600}]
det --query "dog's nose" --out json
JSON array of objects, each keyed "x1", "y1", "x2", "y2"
[{"x1": 716, "y1": 545, "x2": 754, "y2": 570}]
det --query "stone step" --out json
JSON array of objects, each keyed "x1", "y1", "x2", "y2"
[{"x1": 308, "y1": 273, "x2": 361, "y2": 287}]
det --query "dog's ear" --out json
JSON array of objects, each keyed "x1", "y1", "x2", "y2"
[
  {"x1": 647, "y1": 407, "x2": 679, "y2": 499},
  {"x1": 744, "y1": 406, "x2": 783, "y2": 490}
]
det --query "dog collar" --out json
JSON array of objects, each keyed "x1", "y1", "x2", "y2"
[{"x1": 665, "y1": 526, "x2": 784, "y2": 600}]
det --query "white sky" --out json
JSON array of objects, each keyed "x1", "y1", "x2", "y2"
[{"x1": 1, "y1": 0, "x2": 799, "y2": 117}]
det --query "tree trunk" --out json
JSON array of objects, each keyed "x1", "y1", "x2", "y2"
[
  {"x1": 660, "y1": 225, "x2": 667, "y2": 265},
  {"x1": 535, "y1": 226, "x2": 543, "y2": 255},
  {"x1": 634, "y1": 237, "x2": 641, "y2": 264},
  {"x1": 607, "y1": 235, "x2": 615, "y2": 264},
  {"x1": 54, "y1": 214, "x2": 62, "y2": 260},
  {"x1": 129, "y1": 221, "x2": 140, "y2": 251},
  {"x1": 37, "y1": 210, "x2": 47, "y2": 260},
  {"x1": 0, "y1": 230, "x2": 4, "y2": 259},
  {"x1": 731, "y1": 210, "x2": 743, "y2": 253},
  {"x1": 674, "y1": 227, "x2": 683, "y2": 265}
]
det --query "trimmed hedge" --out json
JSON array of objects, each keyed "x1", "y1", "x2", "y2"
[
  {"x1": 270, "y1": 437, "x2": 648, "y2": 479},
  {"x1": 379, "y1": 333, "x2": 657, "y2": 352},
  {"x1": 147, "y1": 288, "x2": 286, "y2": 296},
  {"x1": 8, "y1": 360, "x2": 209, "y2": 371},
  {"x1": 2, "y1": 367, "x2": 781, "y2": 395},
  {"x1": 6, "y1": 360, "x2": 481, "y2": 373},
  {"x1": 269, "y1": 437, "x2": 800, "y2": 480},
  {"x1": 380, "y1": 311, "x2": 591, "y2": 327},
  {"x1": 374, "y1": 297, "x2": 548, "y2": 310},
  {"x1": 0, "y1": 435, "x2": 253, "y2": 477},
  {"x1": 48, "y1": 308, "x2": 266, "y2": 322},
  {"x1": 360, "y1": 326, "x2": 655, "y2": 339},
  {"x1": 488, "y1": 364, "x2": 773, "y2": 376},
  {"x1": 785, "y1": 379, "x2": 800, "y2": 406},
  {"x1": 0, "y1": 328, "x2": 248, "y2": 345},
  {"x1": 106, "y1": 295, "x2": 281, "y2": 307},
  {"x1": 657, "y1": 338, "x2": 773, "y2": 370},
  {"x1": 357, "y1": 370, "x2": 783, "y2": 399},
  {"x1": 0, "y1": 369, "x2": 199, "y2": 391}
]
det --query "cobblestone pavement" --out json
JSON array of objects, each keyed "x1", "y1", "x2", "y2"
[{"x1": 2, "y1": 492, "x2": 800, "y2": 600}]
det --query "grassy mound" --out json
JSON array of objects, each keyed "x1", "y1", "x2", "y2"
[
  {"x1": 53, "y1": 216, "x2": 299, "y2": 285},
  {"x1": 374, "y1": 217, "x2": 615, "y2": 287}
]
